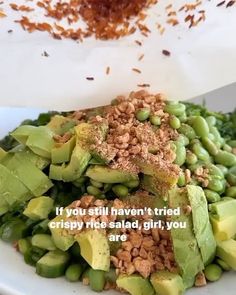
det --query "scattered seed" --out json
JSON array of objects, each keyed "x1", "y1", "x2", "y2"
[
  {"x1": 86, "y1": 77, "x2": 94, "y2": 81},
  {"x1": 162, "y1": 50, "x2": 171, "y2": 56},
  {"x1": 137, "y1": 83, "x2": 150, "y2": 87},
  {"x1": 132, "y1": 68, "x2": 141, "y2": 74},
  {"x1": 106, "y1": 66, "x2": 110, "y2": 75}
]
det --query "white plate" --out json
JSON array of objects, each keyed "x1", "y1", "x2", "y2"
[{"x1": 0, "y1": 88, "x2": 236, "y2": 295}]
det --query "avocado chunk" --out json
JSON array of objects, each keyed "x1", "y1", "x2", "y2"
[
  {"x1": 75, "y1": 121, "x2": 110, "y2": 163},
  {"x1": 76, "y1": 229, "x2": 110, "y2": 271},
  {"x1": 10, "y1": 147, "x2": 50, "y2": 170},
  {"x1": 86, "y1": 165, "x2": 138, "y2": 184},
  {"x1": 23, "y1": 196, "x2": 54, "y2": 220},
  {"x1": 32, "y1": 234, "x2": 56, "y2": 251},
  {"x1": 186, "y1": 185, "x2": 216, "y2": 265},
  {"x1": 141, "y1": 175, "x2": 171, "y2": 199},
  {"x1": 209, "y1": 197, "x2": 236, "y2": 241},
  {"x1": 209, "y1": 197, "x2": 236, "y2": 220},
  {"x1": 0, "y1": 164, "x2": 31, "y2": 207},
  {"x1": 217, "y1": 239, "x2": 236, "y2": 270},
  {"x1": 47, "y1": 115, "x2": 76, "y2": 135},
  {"x1": 4, "y1": 154, "x2": 53, "y2": 196},
  {"x1": 0, "y1": 196, "x2": 9, "y2": 216},
  {"x1": 26, "y1": 126, "x2": 55, "y2": 159},
  {"x1": 0, "y1": 147, "x2": 7, "y2": 161},
  {"x1": 10, "y1": 125, "x2": 36, "y2": 145},
  {"x1": 49, "y1": 164, "x2": 65, "y2": 181},
  {"x1": 169, "y1": 188, "x2": 204, "y2": 288},
  {"x1": 210, "y1": 214, "x2": 236, "y2": 241},
  {"x1": 51, "y1": 136, "x2": 76, "y2": 164},
  {"x1": 116, "y1": 274, "x2": 155, "y2": 295},
  {"x1": 150, "y1": 271, "x2": 185, "y2": 295},
  {"x1": 36, "y1": 250, "x2": 70, "y2": 278},
  {"x1": 49, "y1": 214, "x2": 75, "y2": 251},
  {"x1": 62, "y1": 144, "x2": 91, "y2": 182}
]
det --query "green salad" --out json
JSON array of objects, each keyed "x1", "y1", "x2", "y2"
[{"x1": 0, "y1": 91, "x2": 236, "y2": 295}]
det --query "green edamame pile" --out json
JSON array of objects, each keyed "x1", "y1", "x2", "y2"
[{"x1": 0, "y1": 94, "x2": 236, "y2": 295}]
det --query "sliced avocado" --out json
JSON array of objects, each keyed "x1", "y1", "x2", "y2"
[
  {"x1": 9, "y1": 146, "x2": 50, "y2": 170},
  {"x1": 49, "y1": 214, "x2": 75, "y2": 251},
  {"x1": 116, "y1": 274, "x2": 155, "y2": 295},
  {"x1": 169, "y1": 188, "x2": 204, "y2": 288},
  {"x1": 75, "y1": 121, "x2": 108, "y2": 146},
  {"x1": 141, "y1": 175, "x2": 171, "y2": 199},
  {"x1": 62, "y1": 144, "x2": 91, "y2": 182},
  {"x1": 186, "y1": 185, "x2": 216, "y2": 265},
  {"x1": 210, "y1": 214, "x2": 236, "y2": 241},
  {"x1": 5, "y1": 154, "x2": 53, "y2": 196},
  {"x1": 150, "y1": 271, "x2": 185, "y2": 295},
  {"x1": 36, "y1": 250, "x2": 70, "y2": 278},
  {"x1": 47, "y1": 115, "x2": 76, "y2": 135},
  {"x1": 76, "y1": 229, "x2": 110, "y2": 271},
  {"x1": 209, "y1": 197, "x2": 236, "y2": 220},
  {"x1": 217, "y1": 239, "x2": 236, "y2": 270},
  {"x1": 0, "y1": 164, "x2": 31, "y2": 207},
  {"x1": 32, "y1": 234, "x2": 56, "y2": 251},
  {"x1": 0, "y1": 196, "x2": 9, "y2": 216},
  {"x1": 86, "y1": 165, "x2": 138, "y2": 184},
  {"x1": 23, "y1": 196, "x2": 54, "y2": 220},
  {"x1": 10, "y1": 125, "x2": 36, "y2": 145},
  {"x1": 49, "y1": 164, "x2": 65, "y2": 181},
  {"x1": 0, "y1": 147, "x2": 7, "y2": 161},
  {"x1": 26, "y1": 126, "x2": 55, "y2": 159},
  {"x1": 51, "y1": 136, "x2": 76, "y2": 164}
]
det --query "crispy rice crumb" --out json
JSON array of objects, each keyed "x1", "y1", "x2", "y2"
[{"x1": 195, "y1": 272, "x2": 207, "y2": 287}]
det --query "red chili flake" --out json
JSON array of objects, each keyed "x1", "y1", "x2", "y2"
[
  {"x1": 86, "y1": 77, "x2": 94, "y2": 81},
  {"x1": 217, "y1": 1, "x2": 226, "y2": 6},
  {"x1": 132, "y1": 68, "x2": 142, "y2": 74},
  {"x1": 162, "y1": 49, "x2": 171, "y2": 56},
  {"x1": 138, "y1": 54, "x2": 144, "y2": 61},
  {"x1": 137, "y1": 83, "x2": 150, "y2": 87},
  {"x1": 106, "y1": 66, "x2": 110, "y2": 75},
  {"x1": 226, "y1": 0, "x2": 235, "y2": 7},
  {"x1": 135, "y1": 40, "x2": 142, "y2": 46}
]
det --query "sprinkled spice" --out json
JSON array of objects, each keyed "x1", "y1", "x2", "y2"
[
  {"x1": 135, "y1": 40, "x2": 143, "y2": 46},
  {"x1": 132, "y1": 68, "x2": 142, "y2": 74},
  {"x1": 8, "y1": 29, "x2": 13, "y2": 33},
  {"x1": 106, "y1": 66, "x2": 110, "y2": 75},
  {"x1": 138, "y1": 54, "x2": 144, "y2": 61},
  {"x1": 162, "y1": 49, "x2": 171, "y2": 56},
  {"x1": 217, "y1": 1, "x2": 226, "y2": 6},
  {"x1": 86, "y1": 77, "x2": 94, "y2": 81},
  {"x1": 42, "y1": 51, "x2": 49, "y2": 57},
  {"x1": 226, "y1": 0, "x2": 235, "y2": 7},
  {"x1": 137, "y1": 83, "x2": 150, "y2": 87}
]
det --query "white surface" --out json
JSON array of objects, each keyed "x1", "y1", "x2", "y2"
[
  {"x1": 0, "y1": 1, "x2": 236, "y2": 110},
  {"x1": 0, "y1": 87, "x2": 236, "y2": 294}
]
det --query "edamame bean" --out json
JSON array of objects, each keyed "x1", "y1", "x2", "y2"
[
  {"x1": 178, "y1": 124, "x2": 196, "y2": 140},
  {"x1": 185, "y1": 151, "x2": 198, "y2": 165},
  {"x1": 135, "y1": 108, "x2": 150, "y2": 121},
  {"x1": 164, "y1": 103, "x2": 186, "y2": 116},
  {"x1": 226, "y1": 173, "x2": 236, "y2": 186},
  {"x1": 177, "y1": 172, "x2": 186, "y2": 187},
  {"x1": 204, "y1": 189, "x2": 221, "y2": 203},
  {"x1": 223, "y1": 144, "x2": 232, "y2": 153},
  {"x1": 210, "y1": 126, "x2": 224, "y2": 147},
  {"x1": 123, "y1": 179, "x2": 140, "y2": 188},
  {"x1": 214, "y1": 151, "x2": 236, "y2": 167},
  {"x1": 112, "y1": 185, "x2": 129, "y2": 198},
  {"x1": 204, "y1": 264, "x2": 222, "y2": 282},
  {"x1": 206, "y1": 116, "x2": 217, "y2": 127},
  {"x1": 90, "y1": 179, "x2": 103, "y2": 188},
  {"x1": 87, "y1": 186, "x2": 102, "y2": 197},
  {"x1": 207, "y1": 164, "x2": 224, "y2": 179},
  {"x1": 201, "y1": 137, "x2": 219, "y2": 156},
  {"x1": 226, "y1": 186, "x2": 236, "y2": 198},
  {"x1": 179, "y1": 112, "x2": 187, "y2": 123},
  {"x1": 18, "y1": 238, "x2": 31, "y2": 255},
  {"x1": 104, "y1": 268, "x2": 117, "y2": 283},
  {"x1": 150, "y1": 115, "x2": 161, "y2": 126},
  {"x1": 177, "y1": 134, "x2": 189, "y2": 146},
  {"x1": 65, "y1": 264, "x2": 82, "y2": 282},
  {"x1": 192, "y1": 142, "x2": 211, "y2": 162},
  {"x1": 89, "y1": 269, "x2": 106, "y2": 292},
  {"x1": 192, "y1": 116, "x2": 210, "y2": 138},
  {"x1": 170, "y1": 116, "x2": 181, "y2": 129},
  {"x1": 216, "y1": 259, "x2": 231, "y2": 271},
  {"x1": 104, "y1": 183, "x2": 112, "y2": 192},
  {"x1": 216, "y1": 165, "x2": 228, "y2": 176},
  {"x1": 174, "y1": 142, "x2": 186, "y2": 166},
  {"x1": 207, "y1": 177, "x2": 225, "y2": 193},
  {"x1": 166, "y1": 100, "x2": 179, "y2": 105}
]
